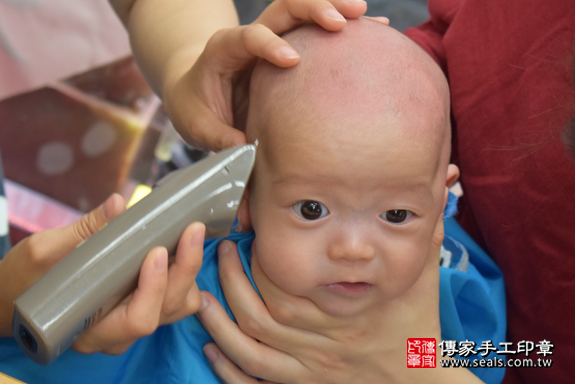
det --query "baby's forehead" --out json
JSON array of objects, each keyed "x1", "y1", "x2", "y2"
[
  {"x1": 247, "y1": 20, "x2": 450, "y2": 159},
  {"x1": 257, "y1": 113, "x2": 445, "y2": 196}
]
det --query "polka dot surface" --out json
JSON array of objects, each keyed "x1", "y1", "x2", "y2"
[
  {"x1": 81, "y1": 121, "x2": 117, "y2": 158},
  {"x1": 37, "y1": 142, "x2": 74, "y2": 175}
]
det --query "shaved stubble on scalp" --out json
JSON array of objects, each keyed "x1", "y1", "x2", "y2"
[{"x1": 246, "y1": 19, "x2": 452, "y2": 175}]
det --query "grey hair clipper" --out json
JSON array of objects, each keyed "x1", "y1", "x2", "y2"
[{"x1": 13, "y1": 144, "x2": 256, "y2": 365}]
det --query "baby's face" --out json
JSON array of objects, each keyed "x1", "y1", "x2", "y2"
[{"x1": 248, "y1": 117, "x2": 454, "y2": 317}]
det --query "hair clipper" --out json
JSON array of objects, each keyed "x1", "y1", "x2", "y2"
[{"x1": 13, "y1": 144, "x2": 256, "y2": 365}]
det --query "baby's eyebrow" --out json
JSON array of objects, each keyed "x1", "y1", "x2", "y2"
[
  {"x1": 273, "y1": 174, "x2": 435, "y2": 202},
  {"x1": 271, "y1": 173, "x2": 331, "y2": 186},
  {"x1": 408, "y1": 184, "x2": 435, "y2": 205}
]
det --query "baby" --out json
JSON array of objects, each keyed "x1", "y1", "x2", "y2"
[
  {"x1": 0, "y1": 19, "x2": 504, "y2": 384},
  {"x1": 202, "y1": 19, "x2": 504, "y2": 384},
  {"x1": 244, "y1": 19, "x2": 456, "y2": 320}
]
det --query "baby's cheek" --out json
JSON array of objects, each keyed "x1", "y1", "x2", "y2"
[
  {"x1": 253, "y1": 228, "x2": 314, "y2": 295},
  {"x1": 382, "y1": 242, "x2": 428, "y2": 298}
]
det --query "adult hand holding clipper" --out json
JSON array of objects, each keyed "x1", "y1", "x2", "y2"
[{"x1": 12, "y1": 144, "x2": 256, "y2": 365}]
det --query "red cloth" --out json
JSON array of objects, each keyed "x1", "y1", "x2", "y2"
[{"x1": 405, "y1": 1, "x2": 575, "y2": 382}]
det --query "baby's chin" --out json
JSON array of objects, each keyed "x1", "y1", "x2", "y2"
[{"x1": 307, "y1": 290, "x2": 378, "y2": 319}]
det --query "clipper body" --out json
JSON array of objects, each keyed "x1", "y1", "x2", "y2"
[{"x1": 13, "y1": 144, "x2": 256, "y2": 365}]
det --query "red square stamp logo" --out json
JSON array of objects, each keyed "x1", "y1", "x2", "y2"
[{"x1": 407, "y1": 338, "x2": 436, "y2": 368}]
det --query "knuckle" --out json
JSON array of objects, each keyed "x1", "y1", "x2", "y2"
[
  {"x1": 239, "y1": 315, "x2": 265, "y2": 338},
  {"x1": 102, "y1": 344, "x2": 131, "y2": 356},
  {"x1": 180, "y1": 259, "x2": 202, "y2": 278},
  {"x1": 70, "y1": 215, "x2": 99, "y2": 243},
  {"x1": 72, "y1": 342, "x2": 96, "y2": 355},
  {"x1": 130, "y1": 317, "x2": 158, "y2": 337},
  {"x1": 242, "y1": 24, "x2": 272, "y2": 52},
  {"x1": 204, "y1": 28, "x2": 234, "y2": 58},
  {"x1": 242, "y1": 23, "x2": 266, "y2": 40},
  {"x1": 218, "y1": 262, "x2": 236, "y2": 283},
  {"x1": 21, "y1": 236, "x2": 44, "y2": 264},
  {"x1": 209, "y1": 28, "x2": 229, "y2": 45},
  {"x1": 315, "y1": 351, "x2": 346, "y2": 373},
  {"x1": 161, "y1": 302, "x2": 179, "y2": 320},
  {"x1": 269, "y1": 303, "x2": 297, "y2": 326},
  {"x1": 240, "y1": 357, "x2": 264, "y2": 377},
  {"x1": 186, "y1": 291, "x2": 202, "y2": 314},
  {"x1": 22, "y1": 233, "x2": 55, "y2": 268}
]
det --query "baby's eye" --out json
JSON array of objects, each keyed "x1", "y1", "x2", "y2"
[
  {"x1": 381, "y1": 209, "x2": 412, "y2": 224},
  {"x1": 293, "y1": 200, "x2": 329, "y2": 220}
]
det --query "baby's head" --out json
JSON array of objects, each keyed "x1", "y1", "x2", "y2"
[{"x1": 240, "y1": 19, "x2": 458, "y2": 317}]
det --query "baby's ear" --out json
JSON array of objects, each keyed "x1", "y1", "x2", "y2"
[
  {"x1": 445, "y1": 164, "x2": 460, "y2": 188},
  {"x1": 443, "y1": 164, "x2": 460, "y2": 209},
  {"x1": 236, "y1": 185, "x2": 252, "y2": 232}
]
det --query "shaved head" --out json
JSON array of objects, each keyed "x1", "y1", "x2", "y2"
[{"x1": 247, "y1": 19, "x2": 450, "y2": 165}]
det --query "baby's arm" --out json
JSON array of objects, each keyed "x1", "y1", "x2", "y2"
[{"x1": 0, "y1": 194, "x2": 205, "y2": 355}]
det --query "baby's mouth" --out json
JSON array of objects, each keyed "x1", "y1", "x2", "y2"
[{"x1": 325, "y1": 282, "x2": 372, "y2": 295}]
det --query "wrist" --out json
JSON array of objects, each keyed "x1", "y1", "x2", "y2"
[{"x1": 160, "y1": 45, "x2": 204, "y2": 102}]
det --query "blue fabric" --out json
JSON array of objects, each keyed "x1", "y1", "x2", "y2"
[
  {"x1": 444, "y1": 190, "x2": 458, "y2": 220},
  {"x1": 441, "y1": 218, "x2": 506, "y2": 384},
  {"x1": 0, "y1": 198, "x2": 506, "y2": 384}
]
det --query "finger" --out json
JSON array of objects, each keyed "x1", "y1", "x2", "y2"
[
  {"x1": 256, "y1": 0, "x2": 368, "y2": 35},
  {"x1": 174, "y1": 98, "x2": 248, "y2": 152},
  {"x1": 204, "y1": 343, "x2": 260, "y2": 384},
  {"x1": 168, "y1": 74, "x2": 247, "y2": 151},
  {"x1": 205, "y1": 25, "x2": 299, "y2": 73},
  {"x1": 197, "y1": 291, "x2": 300, "y2": 382},
  {"x1": 217, "y1": 241, "x2": 331, "y2": 346},
  {"x1": 161, "y1": 222, "x2": 205, "y2": 323},
  {"x1": 216, "y1": 241, "x2": 279, "y2": 334},
  {"x1": 57, "y1": 193, "x2": 126, "y2": 255},
  {"x1": 204, "y1": 343, "x2": 281, "y2": 384},
  {"x1": 13, "y1": 193, "x2": 125, "y2": 276},
  {"x1": 363, "y1": 16, "x2": 391, "y2": 25},
  {"x1": 73, "y1": 247, "x2": 168, "y2": 354}
]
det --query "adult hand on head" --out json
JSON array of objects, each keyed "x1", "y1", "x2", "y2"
[
  {"x1": 163, "y1": 0, "x2": 375, "y2": 152},
  {"x1": 0, "y1": 193, "x2": 206, "y2": 356},
  {"x1": 196, "y1": 218, "x2": 485, "y2": 384}
]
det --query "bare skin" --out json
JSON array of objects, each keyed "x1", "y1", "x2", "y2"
[
  {"x1": 197, "y1": 20, "x2": 484, "y2": 383},
  {"x1": 0, "y1": 193, "x2": 207, "y2": 355},
  {"x1": 108, "y1": 0, "x2": 371, "y2": 150}
]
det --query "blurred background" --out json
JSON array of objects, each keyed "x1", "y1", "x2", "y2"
[{"x1": 0, "y1": 0, "x2": 429, "y2": 244}]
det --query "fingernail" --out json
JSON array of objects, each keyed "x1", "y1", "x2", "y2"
[
  {"x1": 200, "y1": 292, "x2": 209, "y2": 311},
  {"x1": 278, "y1": 46, "x2": 299, "y2": 59},
  {"x1": 191, "y1": 223, "x2": 205, "y2": 245},
  {"x1": 345, "y1": 0, "x2": 367, "y2": 4},
  {"x1": 325, "y1": 9, "x2": 346, "y2": 22},
  {"x1": 101, "y1": 193, "x2": 119, "y2": 221},
  {"x1": 155, "y1": 249, "x2": 168, "y2": 273},
  {"x1": 204, "y1": 344, "x2": 219, "y2": 363},
  {"x1": 235, "y1": 221, "x2": 245, "y2": 233},
  {"x1": 219, "y1": 240, "x2": 231, "y2": 255}
]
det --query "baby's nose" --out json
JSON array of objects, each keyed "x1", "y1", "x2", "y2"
[{"x1": 327, "y1": 227, "x2": 376, "y2": 262}]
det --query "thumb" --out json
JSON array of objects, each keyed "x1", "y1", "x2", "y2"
[
  {"x1": 42, "y1": 193, "x2": 126, "y2": 258},
  {"x1": 0, "y1": 193, "x2": 127, "y2": 316}
]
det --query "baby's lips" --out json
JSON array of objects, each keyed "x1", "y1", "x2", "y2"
[{"x1": 325, "y1": 282, "x2": 372, "y2": 295}]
